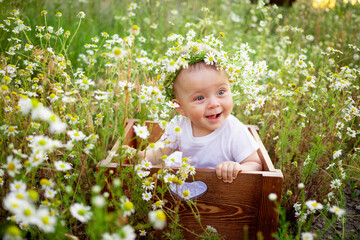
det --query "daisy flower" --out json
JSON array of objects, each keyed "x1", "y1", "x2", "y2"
[
  {"x1": 204, "y1": 52, "x2": 216, "y2": 65},
  {"x1": 150, "y1": 23, "x2": 157, "y2": 29},
  {"x1": 30, "y1": 135, "x2": 57, "y2": 153},
  {"x1": 70, "y1": 203, "x2": 92, "y2": 223},
  {"x1": 330, "y1": 179, "x2": 342, "y2": 189},
  {"x1": 3, "y1": 155, "x2": 22, "y2": 177},
  {"x1": 165, "y1": 101, "x2": 179, "y2": 109},
  {"x1": 3, "y1": 193, "x2": 28, "y2": 215},
  {"x1": 333, "y1": 150, "x2": 342, "y2": 159},
  {"x1": 15, "y1": 201, "x2": 38, "y2": 225},
  {"x1": 119, "y1": 225, "x2": 136, "y2": 240},
  {"x1": 10, "y1": 180, "x2": 27, "y2": 192},
  {"x1": 3, "y1": 226, "x2": 22, "y2": 240},
  {"x1": 40, "y1": 178, "x2": 55, "y2": 190},
  {"x1": 62, "y1": 96, "x2": 77, "y2": 103},
  {"x1": 298, "y1": 183, "x2": 305, "y2": 189},
  {"x1": 92, "y1": 195, "x2": 106, "y2": 208},
  {"x1": 139, "y1": 229, "x2": 146, "y2": 236},
  {"x1": 296, "y1": 60, "x2": 307, "y2": 68},
  {"x1": 77, "y1": 11, "x2": 86, "y2": 18},
  {"x1": 142, "y1": 191, "x2": 152, "y2": 201},
  {"x1": 141, "y1": 160, "x2": 152, "y2": 170},
  {"x1": 49, "y1": 117, "x2": 67, "y2": 134},
  {"x1": 152, "y1": 200, "x2": 164, "y2": 210},
  {"x1": 301, "y1": 232, "x2": 313, "y2": 240},
  {"x1": 121, "y1": 198, "x2": 135, "y2": 217},
  {"x1": 28, "y1": 153, "x2": 46, "y2": 167},
  {"x1": 142, "y1": 179, "x2": 155, "y2": 191},
  {"x1": 36, "y1": 207, "x2": 57, "y2": 233},
  {"x1": 305, "y1": 200, "x2": 323, "y2": 212},
  {"x1": 206, "y1": 225, "x2": 217, "y2": 233},
  {"x1": 5, "y1": 126, "x2": 19, "y2": 136},
  {"x1": 18, "y1": 98, "x2": 33, "y2": 115},
  {"x1": 67, "y1": 130, "x2": 86, "y2": 141},
  {"x1": 284, "y1": 58, "x2": 291, "y2": 66},
  {"x1": 149, "y1": 210, "x2": 166, "y2": 230},
  {"x1": 54, "y1": 161, "x2": 72, "y2": 171},
  {"x1": 137, "y1": 170, "x2": 150, "y2": 179},
  {"x1": 170, "y1": 9, "x2": 178, "y2": 15},
  {"x1": 163, "y1": 173, "x2": 175, "y2": 183},
  {"x1": 329, "y1": 205, "x2": 345, "y2": 217},
  {"x1": 44, "y1": 188, "x2": 57, "y2": 199},
  {"x1": 306, "y1": 35, "x2": 314, "y2": 41},
  {"x1": 129, "y1": 25, "x2": 140, "y2": 35},
  {"x1": 268, "y1": 193, "x2": 277, "y2": 201},
  {"x1": 102, "y1": 233, "x2": 120, "y2": 240},
  {"x1": 133, "y1": 125, "x2": 150, "y2": 140}
]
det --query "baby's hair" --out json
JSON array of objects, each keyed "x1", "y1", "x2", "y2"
[
  {"x1": 173, "y1": 61, "x2": 227, "y2": 99},
  {"x1": 179, "y1": 60, "x2": 217, "y2": 73}
]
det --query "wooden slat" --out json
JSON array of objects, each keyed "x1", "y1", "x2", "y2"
[
  {"x1": 257, "y1": 170, "x2": 283, "y2": 240},
  {"x1": 248, "y1": 125, "x2": 275, "y2": 172}
]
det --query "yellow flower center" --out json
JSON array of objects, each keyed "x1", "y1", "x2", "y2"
[
  {"x1": 40, "y1": 179, "x2": 50, "y2": 186},
  {"x1": 113, "y1": 48, "x2": 122, "y2": 55},
  {"x1": 124, "y1": 201, "x2": 134, "y2": 211},
  {"x1": 42, "y1": 216, "x2": 49, "y2": 225},
  {"x1": 24, "y1": 209, "x2": 32, "y2": 216},
  {"x1": 49, "y1": 115, "x2": 56, "y2": 122},
  {"x1": 6, "y1": 226, "x2": 21, "y2": 237},
  {"x1": 1, "y1": 85, "x2": 9, "y2": 91},
  {"x1": 132, "y1": 25, "x2": 139, "y2": 31},
  {"x1": 183, "y1": 190, "x2": 190, "y2": 197},
  {"x1": 78, "y1": 209, "x2": 86, "y2": 216},
  {"x1": 156, "y1": 210, "x2": 166, "y2": 221},
  {"x1": 8, "y1": 163, "x2": 15, "y2": 171}
]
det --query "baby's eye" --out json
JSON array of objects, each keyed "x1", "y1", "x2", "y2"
[
  {"x1": 194, "y1": 96, "x2": 204, "y2": 101},
  {"x1": 218, "y1": 89, "x2": 225, "y2": 95}
]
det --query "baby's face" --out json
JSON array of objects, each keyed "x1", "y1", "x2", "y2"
[{"x1": 173, "y1": 67, "x2": 233, "y2": 137}]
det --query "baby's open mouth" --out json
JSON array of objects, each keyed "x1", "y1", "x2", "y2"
[{"x1": 206, "y1": 112, "x2": 222, "y2": 119}]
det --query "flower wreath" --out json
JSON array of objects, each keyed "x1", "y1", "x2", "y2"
[{"x1": 154, "y1": 30, "x2": 266, "y2": 101}]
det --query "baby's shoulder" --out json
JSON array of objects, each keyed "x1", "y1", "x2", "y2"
[
  {"x1": 222, "y1": 115, "x2": 249, "y2": 136},
  {"x1": 225, "y1": 114, "x2": 244, "y2": 128}
]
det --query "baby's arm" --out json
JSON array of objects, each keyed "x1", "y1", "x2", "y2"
[{"x1": 215, "y1": 151, "x2": 262, "y2": 183}]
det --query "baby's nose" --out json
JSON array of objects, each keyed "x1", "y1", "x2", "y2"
[{"x1": 208, "y1": 97, "x2": 220, "y2": 108}]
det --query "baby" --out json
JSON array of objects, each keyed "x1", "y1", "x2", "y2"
[{"x1": 143, "y1": 60, "x2": 262, "y2": 183}]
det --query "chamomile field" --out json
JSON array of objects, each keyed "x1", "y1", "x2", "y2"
[{"x1": 0, "y1": 0, "x2": 359, "y2": 239}]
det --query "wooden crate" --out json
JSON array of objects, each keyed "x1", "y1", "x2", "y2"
[{"x1": 98, "y1": 119, "x2": 283, "y2": 240}]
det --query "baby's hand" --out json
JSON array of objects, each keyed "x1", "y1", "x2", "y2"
[{"x1": 216, "y1": 161, "x2": 242, "y2": 183}]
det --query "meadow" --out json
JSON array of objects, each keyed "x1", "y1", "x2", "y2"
[{"x1": 0, "y1": 0, "x2": 359, "y2": 239}]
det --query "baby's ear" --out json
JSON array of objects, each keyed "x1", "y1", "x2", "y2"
[{"x1": 172, "y1": 99, "x2": 186, "y2": 116}]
